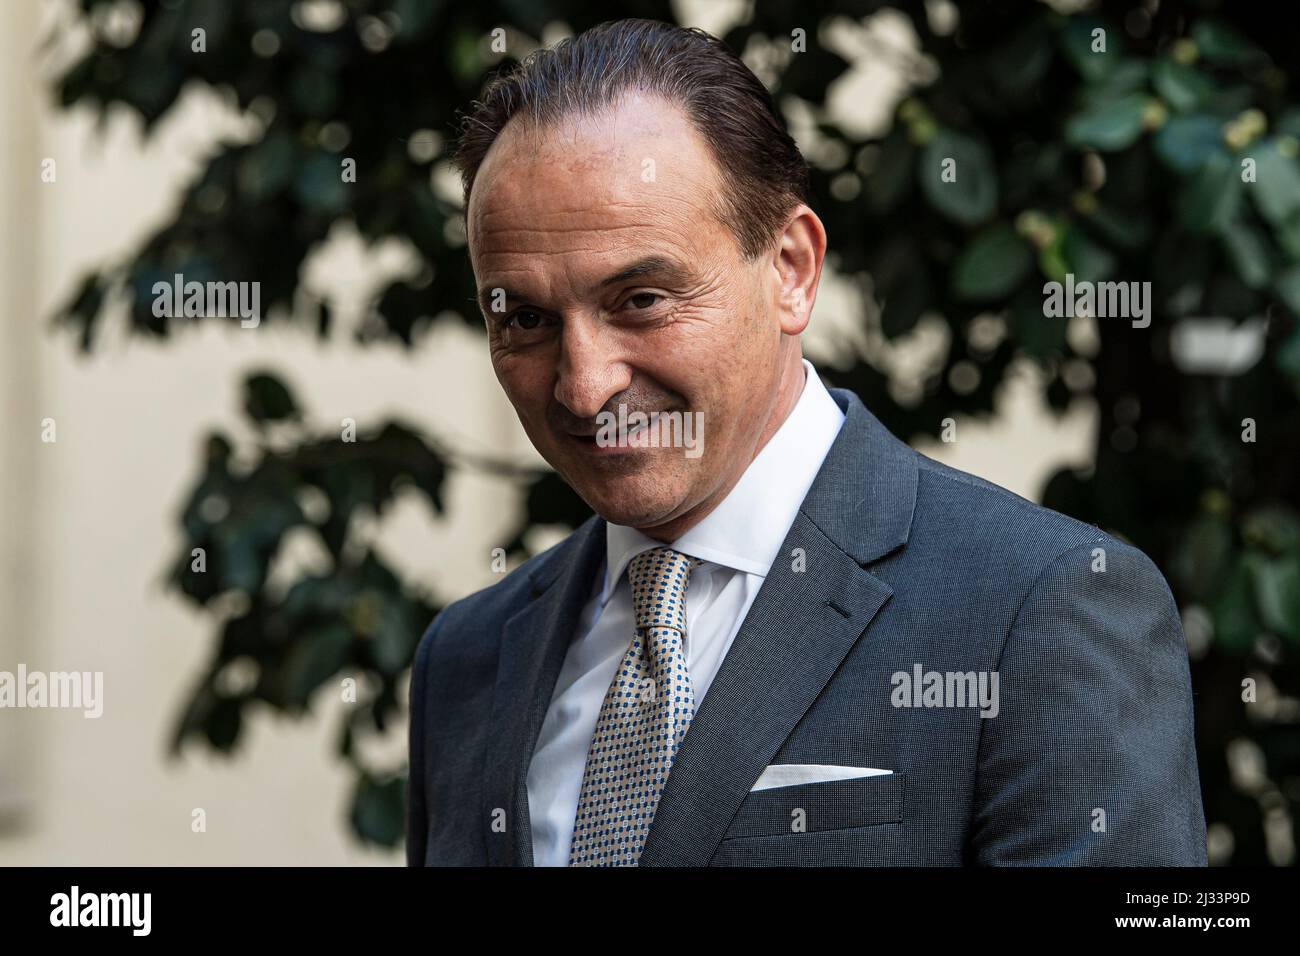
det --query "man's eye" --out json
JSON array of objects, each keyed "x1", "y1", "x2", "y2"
[
  {"x1": 626, "y1": 292, "x2": 661, "y2": 311},
  {"x1": 507, "y1": 310, "x2": 545, "y2": 330}
]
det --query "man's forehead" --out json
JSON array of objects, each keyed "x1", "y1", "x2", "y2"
[{"x1": 466, "y1": 95, "x2": 724, "y2": 243}]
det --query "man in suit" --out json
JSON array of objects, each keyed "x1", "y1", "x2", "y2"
[{"x1": 406, "y1": 19, "x2": 1206, "y2": 866}]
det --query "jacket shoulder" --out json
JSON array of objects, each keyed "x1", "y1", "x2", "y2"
[
  {"x1": 413, "y1": 518, "x2": 597, "y2": 664},
  {"x1": 908, "y1": 449, "x2": 1167, "y2": 593}
]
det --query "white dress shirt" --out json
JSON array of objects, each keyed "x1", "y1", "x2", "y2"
[{"x1": 524, "y1": 358, "x2": 846, "y2": 866}]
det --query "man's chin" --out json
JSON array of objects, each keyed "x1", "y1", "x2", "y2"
[{"x1": 574, "y1": 485, "x2": 685, "y2": 531}]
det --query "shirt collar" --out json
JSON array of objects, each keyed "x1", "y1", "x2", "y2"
[{"x1": 599, "y1": 358, "x2": 846, "y2": 606}]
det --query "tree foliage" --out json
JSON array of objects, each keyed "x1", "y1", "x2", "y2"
[{"x1": 52, "y1": 0, "x2": 1300, "y2": 863}]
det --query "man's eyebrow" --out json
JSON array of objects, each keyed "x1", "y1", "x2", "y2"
[
  {"x1": 597, "y1": 256, "x2": 686, "y2": 288},
  {"x1": 475, "y1": 256, "x2": 688, "y2": 312}
]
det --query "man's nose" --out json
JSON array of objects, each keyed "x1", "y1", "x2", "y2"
[{"x1": 553, "y1": 318, "x2": 630, "y2": 421}]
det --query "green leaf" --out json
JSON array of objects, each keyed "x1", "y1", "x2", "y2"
[
  {"x1": 1211, "y1": 559, "x2": 1260, "y2": 653},
  {"x1": 919, "y1": 128, "x2": 997, "y2": 227},
  {"x1": 294, "y1": 152, "x2": 352, "y2": 215},
  {"x1": 1276, "y1": 324, "x2": 1300, "y2": 380},
  {"x1": 1081, "y1": 59, "x2": 1149, "y2": 106},
  {"x1": 1244, "y1": 552, "x2": 1300, "y2": 642},
  {"x1": 1086, "y1": 205, "x2": 1152, "y2": 252},
  {"x1": 1060, "y1": 15, "x2": 1120, "y2": 82},
  {"x1": 1060, "y1": 223, "x2": 1116, "y2": 283},
  {"x1": 951, "y1": 224, "x2": 1033, "y2": 302},
  {"x1": 372, "y1": 596, "x2": 420, "y2": 675},
  {"x1": 1221, "y1": 221, "x2": 1273, "y2": 289},
  {"x1": 243, "y1": 372, "x2": 300, "y2": 424},
  {"x1": 1241, "y1": 506, "x2": 1300, "y2": 555},
  {"x1": 1273, "y1": 213, "x2": 1300, "y2": 262},
  {"x1": 1276, "y1": 108, "x2": 1300, "y2": 140},
  {"x1": 392, "y1": 0, "x2": 438, "y2": 41},
  {"x1": 879, "y1": 267, "x2": 931, "y2": 339},
  {"x1": 1152, "y1": 58, "x2": 1216, "y2": 113},
  {"x1": 989, "y1": 18, "x2": 1052, "y2": 96},
  {"x1": 1153, "y1": 115, "x2": 1225, "y2": 175},
  {"x1": 1274, "y1": 264, "x2": 1300, "y2": 315},
  {"x1": 205, "y1": 697, "x2": 243, "y2": 753},
  {"x1": 1178, "y1": 150, "x2": 1242, "y2": 235},
  {"x1": 281, "y1": 622, "x2": 353, "y2": 707},
  {"x1": 870, "y1": 238, "x2": 931, "y2": 339},
  {"x1": 1011, "y1": 289, "x2": 1066, "y2": 359},
  {"x1": 1191, "y1": 19, "x2": 1264, "y2": 67},
  {"x1": 1037, "y1": 221, "x2": 1070, "y2": 284},
  {"x1": 1249, "y1": 139, "x2": 1300, "y2": 226},
  {"x1": 350, "y1": 773, "x2": 406, "y2": 847},
  {"x1": 449, "y1": 27, "x2": 482, "y2": 84},
  {"x1": 1172, "y1": 512, "x2": 1234, "y2": 601},
  {"x1": 862, "y1": 131, "x2": 914, "y2": 214},
  {"x1": 1065, "y1": 93, "x2": 1147, "y2": 151}
]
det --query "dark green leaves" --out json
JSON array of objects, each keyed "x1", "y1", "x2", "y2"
[
  {"x1": 952, "y1": 224, "x2": 1033, "y2": 301},
  {"x1": 350, "y1": 773, "x2": 407, "y2": 846},
  {"x1": 1060, "y1": 15, "x2": 1121, "y2": 82},
  {"x1": 861, "y1": 131, "x2": 915, "y2": 215},
  {"x1": 243, "y1": 371, "x2": 301, "y2": 424},
  {"x1": 1212, "y1": 559, "x2": 1261, "y2": 653},
  {"x1": 1249, "y1": 140, "x2": 1300, "y2": 226},
  {"x1": 281, "y1": 621, "x2": 353, "y2": 706},
  {"x1": 920, "y1": 128, "x2": 997, "y2": 226},
  {"x1": 1153, "y1": 59, "x2": 1217, "y2": 113},
  {"x1": 1221, "y1": 222, "x2": 1273, "y2": 289},
  {"x1": 1191, "y1": 20, "x2": 1266, "y2": 68},
  {"x1": 1178, "y1": 151, "x2": 1242, "y2": 234},
  {"x1": 1066, "y1": 93, "x2": 1148, "y2": 151},
  {"x1": 1153, "y1": 115, "x2": 1225, "y2": 174},
  {"x1": 1246, "y1": 552, "x2": 1300, "y2": 643}
]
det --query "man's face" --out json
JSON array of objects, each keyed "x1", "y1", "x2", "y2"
[{"x1": 466, "y1": 93, "x2": 799, "y2": 537}]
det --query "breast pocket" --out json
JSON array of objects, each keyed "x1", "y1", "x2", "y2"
[{"x1": 722, "y1": 771, "x2": 906, "y2": 840}]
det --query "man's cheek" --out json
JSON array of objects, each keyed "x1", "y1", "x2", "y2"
[{"x1": 495, "y1": 360, "x2": 542, "y2": 408}]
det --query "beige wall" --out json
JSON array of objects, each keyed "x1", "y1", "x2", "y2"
[{"x1": 0, "y1": 1, "x2": 1092, "y2": 864}]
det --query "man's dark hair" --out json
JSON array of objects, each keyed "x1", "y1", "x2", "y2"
[{"x1": 453, "y1": 18, "x2": 811, "y2": 259}]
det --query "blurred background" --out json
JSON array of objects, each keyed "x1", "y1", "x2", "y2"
[{"x1": 0, "y1": 0, "x2": 1295, "y2": 865}]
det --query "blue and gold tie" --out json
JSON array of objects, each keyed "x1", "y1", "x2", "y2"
[{"x1": 568, "y1": 547, "x2": 701, "y2": 866}]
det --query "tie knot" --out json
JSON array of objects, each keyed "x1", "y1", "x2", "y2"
[{"x1": 627, "y1": 547, "x2": 699, "y2": 634}]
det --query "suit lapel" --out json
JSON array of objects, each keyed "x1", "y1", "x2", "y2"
[
  {"x1": 483, "y1": 515, "x2": 606, "y2": 866},
  {"x1": 480, "y1": 388, "x2": 919, "y2": 868},
  {"x1": 638, "y1": 389, "x2": 919, "y2": 866}
]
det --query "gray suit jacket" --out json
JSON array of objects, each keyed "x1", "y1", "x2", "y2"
[{"x1": 407, "y1": 387, "x2": 1207, "y2": 865}]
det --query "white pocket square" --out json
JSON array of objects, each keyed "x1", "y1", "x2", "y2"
[{"x1": 750, "y1": 764, "x2": 893, "y2": 792}]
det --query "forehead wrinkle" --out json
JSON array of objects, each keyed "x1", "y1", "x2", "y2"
[
  {"x1": 475, "y1": 141, "x2": 724, "y2": 221},
  {"x1": 476, "y1": 193, "x2": 717, "y2": 254},
  {"x1": 478, "y1": 231, "x2": 691, "y2": 274},
  {"x1": 477, "y1": 220, "x2": 649, "y2": 237},
  {"x1": 478, "y1": 186, "x2": 705, "y2": 224},
  {"x1": 477, "y1": 243, "x2": 701, "y2": 309}
]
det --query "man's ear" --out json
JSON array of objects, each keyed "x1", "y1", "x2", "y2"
[{"x1": 772, "y1": 204, "x2": 827, "y2": 336}]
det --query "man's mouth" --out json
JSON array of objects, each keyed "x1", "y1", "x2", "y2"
[{"x1": 563, "y1": 419, "x2": 654, "y2": 453}]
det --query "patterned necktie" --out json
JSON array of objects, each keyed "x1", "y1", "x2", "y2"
[{"x1": 568, "y1": 547, "x2": 701, "y2": 866}]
